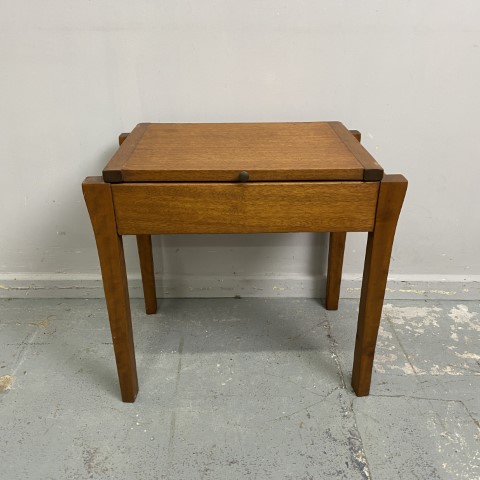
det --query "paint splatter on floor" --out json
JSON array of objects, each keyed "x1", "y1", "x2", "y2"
[
  {"x1": 374, "y1": 303, "x2": 480, "y2": 377},
  {"x1": 0, "y1": 375, "x2": 14, "y2": 392}
]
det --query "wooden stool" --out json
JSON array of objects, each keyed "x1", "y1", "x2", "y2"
[{"x1": 83, "y1": 122, "x2": 407, "y2": 402}]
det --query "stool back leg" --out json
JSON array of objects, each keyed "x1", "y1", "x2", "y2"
[
  {"x1": 119, "y1": 132, "x2": 158, "y2": 315},
  {"x1": 325, "y1": 232, "x2": 347, "y2": 310},
  {"x1": 136, "y1": 235, "x2": 158, "y2": 314},
  {"x1": 325, "y1": 129, "x2": 362, "y2": 310}
]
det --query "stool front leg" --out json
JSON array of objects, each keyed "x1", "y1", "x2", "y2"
[
  {"x1": 352, "y1": 174, "x2": 407, "y2": 396},
  {"x1": 82, "y1": 177, "x2": 139, "y2": 402}
]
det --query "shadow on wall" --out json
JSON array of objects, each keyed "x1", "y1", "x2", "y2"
[{"x1": 145, "y1": 231, "x2": 330, "y2": 299}]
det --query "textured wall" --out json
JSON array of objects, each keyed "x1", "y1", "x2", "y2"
[{"x1": 1, "y1": 1, "x2": 479, "y2": 295}]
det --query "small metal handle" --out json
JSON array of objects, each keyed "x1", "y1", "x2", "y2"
[{"x1": 239, "y1": 171, "x2": 249, "y2": 182}]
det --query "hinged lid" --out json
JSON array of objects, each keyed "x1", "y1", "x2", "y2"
[{"x1": 103, "y1": 122, "x2": 383, "y2": 183}]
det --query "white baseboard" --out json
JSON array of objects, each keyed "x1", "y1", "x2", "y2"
[{"x1": 0, "y1": 273, "x2": 478, "y2": 300}]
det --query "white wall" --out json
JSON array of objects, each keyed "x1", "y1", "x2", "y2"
[{"x1": 1, "y1": 1, "x2": 479, "y2": 297}]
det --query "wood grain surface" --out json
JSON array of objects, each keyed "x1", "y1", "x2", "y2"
[
  {"x1": 103, "y1": 122, "x2": 375, "y2": 183},
  {"x1": 331, "y1": 122, "x2": 383, "y2": 181},
  {"x1": 112, "y1": 181, "x2": 379, "y2": 235},
  {"x1": 103, "y1": 124, "x2": 150, "y2": 182}
]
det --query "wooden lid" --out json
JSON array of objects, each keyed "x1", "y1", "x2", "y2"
[{"x1": 103, "y1": 122, "x2": 383, "y2": 183}]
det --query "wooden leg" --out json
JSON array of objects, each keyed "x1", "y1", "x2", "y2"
[
  {"x1": 325, "y1": 232, "x2": 347, "y2": 310},
  {"x1": 324, "y1": 131, "x2": 359, "y2": 309},
  {"x1": 82, "y1": 177, "x2": 138, "y2": 402},
  {"x1": 121, "y1": 133, "x2": 158, "y2": 315},
  {"x1": 352, "y1": 175, "x2": 407, "y2": 396},
  {"x1": 136, "y1": 235, "x2": 158, "y2": 314}
]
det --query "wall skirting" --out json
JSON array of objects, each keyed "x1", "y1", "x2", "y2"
[{"x1": 0, "y1": 273, "x2": 478, "y2": 300}]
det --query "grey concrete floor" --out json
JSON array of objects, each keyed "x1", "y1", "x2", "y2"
[{"x1": 0, "y1": 298, "x2": 479, "y2": 480}]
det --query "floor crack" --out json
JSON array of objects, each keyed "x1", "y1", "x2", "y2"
[
  {"x1": 368, "y1": 393, "x2": 480, "y2": 430},
  {"x1": 262, "y1": 370, "x2": 328, "y2": 398},
  {"x1": 164, "y1": 335, "x2": 184, "y2": 477},
  {"x1": 324, "y1": 311, "x2": 346, "y2": 389},
  {"x1": 386, "y1": 315, "x2": 418, "y2": 377},
  {"x1": 348, "y1": 397, "x2": 374, "y2": 480}
]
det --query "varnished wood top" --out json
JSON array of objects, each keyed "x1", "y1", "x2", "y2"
[{"x1": 103, "y1": 122, "x2": 383, "y2": 183}]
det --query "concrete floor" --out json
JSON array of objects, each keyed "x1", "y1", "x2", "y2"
[{"x1": 0, "y1": 298, "x2": 479, "y2": 479}]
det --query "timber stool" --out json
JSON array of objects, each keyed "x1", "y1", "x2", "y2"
[{"x1": 83, "y1": 122, "x2": 407, "y2": 402}]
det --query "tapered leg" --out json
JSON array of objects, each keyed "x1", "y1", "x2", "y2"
[
  {"x1": 136, "y1": 235, "x2": 158, "y2": 314},
  {"x1": 325, "y1": 232, "x2": 347, "y2": 310},
  {"x1": 352, "y1": 175, "x2": 408, "y2": 396},
  {"x1": 82, "y1": 177, "x2": 138, "y2": 402}
]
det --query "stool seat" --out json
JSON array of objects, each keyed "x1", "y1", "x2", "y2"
[
  {"x1": 102, "y1": 122, "x2": 383, "y2": 183},
  {"x1": 83, "y1": 121, "x2": 407, "y2": 403}
]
